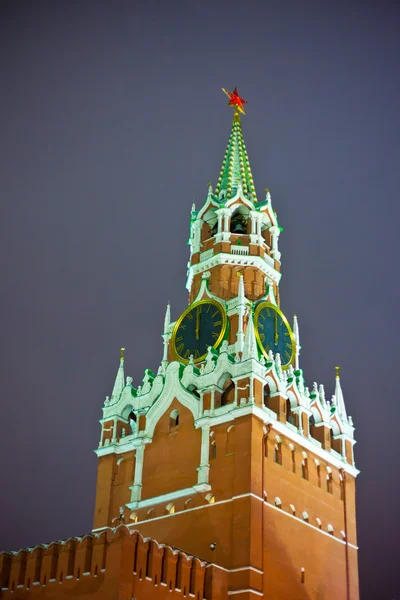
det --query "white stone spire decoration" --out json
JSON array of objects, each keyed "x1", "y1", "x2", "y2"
[
  {"x1": 161, "y1": 304, "x2": 171, "y2": 369},
  {"x1": 293, "y1": 315, "x2": 300, "y2": 370},
  {"x1": 236, "y1": 274, "x2": 246, "y2": 354},
  {"x1": 335, "y1": 367, "x2": 348, "y2": 421},
  {"x1": 111, "y1": 348, "x2": 125, "y2": 402},
  {"x1": 242, "y1": 310, "x2": 258, "y2": 361}
]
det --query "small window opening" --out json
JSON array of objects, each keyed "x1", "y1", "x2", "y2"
[
  {"x1": 327, "y1": 524, "x2": 334, "y2": 535},
  {"x1": 211, "y1": 441, "x2": 217, "y2": 460},
  {"x1": 326, "y1": 473, "x2": 333, "y2": 494},
  {"x1": 316, "y1": 464, "x2": 321, "y2": 488},
  {"x1": 301, "y1": 458, "x2": 309, "y2": 481},
  {"x1": 274, "y1": 443, "x2": 282, "y2": 466},
  {"x1": 291, "y1": 449, "x2": 296, "y2": 473},
  {"x1": 302, "y1": 512, "x2": 309, "y2": 523},
  {"x1": 169, "y1": 410, "x2": 179, "y2": 430}
]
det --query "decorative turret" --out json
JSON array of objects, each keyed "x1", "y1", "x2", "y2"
[{"x1": 110, "y1": 348, "x2": 125, "y2": 402}]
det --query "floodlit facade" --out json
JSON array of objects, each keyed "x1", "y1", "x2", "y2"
[{"x1": 0, "y1": 91, "x2": 359, "y2": 599}]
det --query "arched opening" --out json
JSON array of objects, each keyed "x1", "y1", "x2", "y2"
[
  {"x1": 263, "y1": 384, "x2": 270, "y2": 409},
  {"x1": 274, "y1": 497, "x2": 282, "y2": 508},
  {"x1": 327, "y1": 524, "x2": 334, "y2": 535},
  {"x1": 169, "y1": 410, "x2": 179, "y2": 431},
  {"x1": 286, "y1": 399, "x2": 296, "y2": 426},
  {"x1": 221, "y1": 379, "x2": 235, "y2": 406},
  {"x1": 302, "y1": 512, "x2": 309, "y2": 523},
  {"x1": 205, "y1": 493, "x2": 215, "y2": 504},
  {"x1": 230, "y1": 208, "x2": 249, "y2": 234},
  {"x1": 128, "y1": 411, "x2": 137, "y2": 434}
]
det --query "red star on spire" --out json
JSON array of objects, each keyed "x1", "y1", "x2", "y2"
[{"x1": 222, "y1": 87, "x2": 248, "y2": 115}]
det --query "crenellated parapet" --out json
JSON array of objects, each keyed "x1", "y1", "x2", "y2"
[{"x1": 0, "y1": 527, "x2": 227, "y2": 599}]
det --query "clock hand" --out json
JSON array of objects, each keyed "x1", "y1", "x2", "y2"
[{"x1": 274, "y1": 311, "x2": 279, "y2": 345}]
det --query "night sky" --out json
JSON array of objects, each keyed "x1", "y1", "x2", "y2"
[{"x1": 1, "y1": 2, "x2": 399, "y2": 598}]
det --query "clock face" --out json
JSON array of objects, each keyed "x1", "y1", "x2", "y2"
[
  {"x1": 254, "y1": 302, "x2": 295, "y2": 369},
  {"x1": 172, "y1": 299, "x2": 227, "y2": 363}
]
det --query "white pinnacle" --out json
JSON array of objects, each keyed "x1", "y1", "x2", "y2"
[
  {"x1": 335, "y1": 369, "x2": 348, "y2": 421},
  {"x1": 164, "y1": 303, "x2": 171, "y2": 334},
  {"x1": 111, "y1": 349, "x2": 125, "y2": 402},
  {"x1": 242, "y1": 312, "x2": 258, "y2": 361}
]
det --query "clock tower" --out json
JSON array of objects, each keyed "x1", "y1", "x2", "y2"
[{"x1": 92, "y1": 88, "x2": 359, "y2": 599}]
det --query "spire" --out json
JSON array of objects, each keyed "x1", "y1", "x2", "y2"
[
  {"x1": 242, "y1": 311, "x2": 258, "y2": 361},
  {"x1": 111, "y1": 348, "x2": 125, "y2": 402},
  {"x1": 215, "y1": 93, "x2": 257, "y2": 202},
  {"x1": 335, "y1": 366, "x2": 348, "y2": 421}
]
